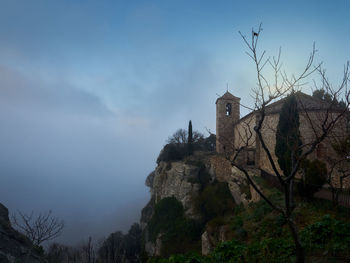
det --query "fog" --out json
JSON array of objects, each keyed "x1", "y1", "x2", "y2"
[{"x1": 0, "y1": 0, "x2": 349, "y2": 245}]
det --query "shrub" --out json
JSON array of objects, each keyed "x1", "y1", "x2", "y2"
[
  {"x1": 157, "y1": 144, "x2": 187, "y2": 164},
  {"x1": 211, "y1": 240, "x2": 247, "y2": 263},
  {"x1": 298, "y1": 159, "x2": 327, "y2": 199},
  {"x1": 301, "y1": 214, "x2": 350, "y2": 254},
  {"x1": 148, "y1": 197, "x2": 184, "y2": 242},
  {"x1": 147, "y1": 197, "x2": 203, "y2": 257},
  {"x1": 247, "y1": 238, "x2": 294, "y2": 263},
  {"x1": 195, "y1": 181, "x2": 235, "y2": 222}
]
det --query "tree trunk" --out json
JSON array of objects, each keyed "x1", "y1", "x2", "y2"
[{"x1": 287, "y1": 218, "x2": 305, "y2": 263}]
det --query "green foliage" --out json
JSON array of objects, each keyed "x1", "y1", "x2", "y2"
[
  {"x1": 147, "y1": 213, "x2": 350, "y2": 262},
  {"x1": 157, "y1": 143, "x2": 187, "y2": 164},
  {"x1": 147, "y1": 197, "x2": 203, "y2": 257},
  {"x1": 247, "y1": 238, "x2": 295, "y2": 263},
  {"x1": 148, "y1": 197, "x2": 184, "y2": 242},
  {"x1": 275, "y1": 93, "x2": 302, "y2": 176},
  {"x1": 299, "y1": 159, "x2": 327, "y2": 199},
  {"x1": 157, "y1": 127, "x2": 215, "y2": 163},
  {"x1": 301, "y1": 215, "x2": 350, "y2": 254},
  {"x1": 147, "y1": 253, "x2": 210, "y2": 263},
  {"x1": 211, "y1": 240, "x2": 246, "y2": 263},
  {"x1": 195, "y1": 181, "x2": 235, "y2": 222},
  {"x1": 211, "y1": 238, "x2": 294, "y2": 263},
  {"x1": 146, "y1": 176, "x2": 350, "y2": 262},
  {"x1": 248, "y1": 200, "x2": 273, "y2": 221}
]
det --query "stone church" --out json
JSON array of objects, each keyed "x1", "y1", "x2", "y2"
[{"x1": 215, "y1": 91, "x2": 350, "y2": 188}]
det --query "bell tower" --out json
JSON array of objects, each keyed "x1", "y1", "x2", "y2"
[{"x1": 216, "y1": 91, "x2": 240, "y2": 153}]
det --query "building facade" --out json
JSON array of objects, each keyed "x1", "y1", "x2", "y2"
[{"x1": 216, "y1": 91, "x2": 350, "y2": 188}]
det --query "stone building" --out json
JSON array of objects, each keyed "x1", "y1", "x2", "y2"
[{"x1": 216, "y1": 91, "x2": 350, "y2": 188}]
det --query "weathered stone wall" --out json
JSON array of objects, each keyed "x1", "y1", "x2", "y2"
[
  {"x1": 209, "y1": 155, "x2": 232, "y2": 182},
  {"x1": 254, "y1": 111, "x2": 349, "y2": 188},
  {"x1": 216, "y1": 94, "x2": 240, "y2": 153},
  {"x1": 234, "y1": 114, "x2": 256, "y2": 150}
]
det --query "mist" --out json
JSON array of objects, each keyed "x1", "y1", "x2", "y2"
[{"x1": 1, "y1": 0, "x2": 350, "y2": 246}]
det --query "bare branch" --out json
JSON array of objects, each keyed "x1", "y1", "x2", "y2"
[{"x1": 12, "y1": 210, "x2": 64, "y2": 246}]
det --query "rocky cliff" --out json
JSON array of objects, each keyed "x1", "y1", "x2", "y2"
[
  {"x1": 0, "y1": 203, "x2": 42, "y2": 263},
  {"x1": 141, "y1": 151, "x2": 261, "y2": 258}
]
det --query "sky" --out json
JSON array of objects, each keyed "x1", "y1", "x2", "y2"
[{"x1": 0, "y1": 0, "x2": 349, "y2": 245}]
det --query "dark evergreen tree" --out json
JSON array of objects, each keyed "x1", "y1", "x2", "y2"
[
  {"x1": 187, "y1": 120, "x2": 193, "y2": 155},
  {"x1": 275, "y1": 94, "x2": 302, "y2": 176}
]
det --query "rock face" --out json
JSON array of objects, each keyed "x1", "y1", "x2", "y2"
[
  {"x1": 150, "y1": 161, "x2": 202, "y2": 219},
  {"x1": 0, "y1": 203, "x2": 42, "y2": 263},
  {"x1": 201, "y1": 225, "x2": 234, "y2": 255},
  {"x1": 141, "y1": 154, "x2": 261, "y2": 257},
  {"x1": 210, "y1": 156, "x2": 261, "y2": 206},
  {"x1": 141, "y1": 158, "x2": 210, "y2": 256}
]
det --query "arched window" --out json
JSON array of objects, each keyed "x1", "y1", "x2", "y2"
[{"x1": 226, "y1": 103, "x2": 232, "y2": 116}]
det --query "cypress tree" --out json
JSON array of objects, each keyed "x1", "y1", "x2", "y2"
[
  {"x1": 275, "y1": 93, "x2": 302, "y2": 176},
  {"x1": 188, "y1": 120, "x2": 193, "y2": 155}
]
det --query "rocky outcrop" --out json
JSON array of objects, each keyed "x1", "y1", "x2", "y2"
[
  {"x1": 150, "y1": 161, "x2": 202, "y2": 219},
  {"x1": 201, "y1": 225, "x2": 234, "y2": 255},
  {"x1": 210, "y1": 156, "x2": 261, "y2": 206},
  {"x1": 141, "y1": 153, "x2": 261, "y2": 257},
  {"x1": 141, "y1": 155, "x2": 213, "y2": 256},
  {"x1": 0, "y1": 203, "x2": 42, "y2": 263}
]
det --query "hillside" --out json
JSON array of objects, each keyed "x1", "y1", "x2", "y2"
[{"x1": 138, "y1": 148, "x2": 350, "y2": 263}]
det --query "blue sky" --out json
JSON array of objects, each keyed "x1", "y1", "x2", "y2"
[{"x1": 0, "y1": 0, "x2": 349, "y2": 245}]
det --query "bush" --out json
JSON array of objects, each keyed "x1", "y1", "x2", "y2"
[
  {"x1": 195, "y1": 134, "x2": 216, "y2": 152},
  {"x1": 247, "y1": 238, "x2": 294, "y2": 263},
  {"x1": 211, "y1": 240, "x2": 247, "y2": 263},
  {"x1": 195, "y1": 181, "x2": 235, "y2": 222},
  {"x1": 157, "y1": 144, "x2": 187, "y2": 164},
  {"x1": 298, "y1": 159, "x2": 327, "y2": 199},
  {"x1": 157, "y1": 132, "x2": 216, "y2": 164},
  {"x1": 147, "y1": 197, "x2": 203, "y2": 257},
  {"x1": 148, "y1": 197, "x2": 184, "y2": 242},
  {"x1": 301, "y1": 215, "x2": 350, "y2": 254}
]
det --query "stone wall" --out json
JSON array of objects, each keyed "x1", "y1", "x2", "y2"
[
  {"x1": 253, "y1": 111, "x2": 350, "y2": 188},
  {"x1": 216, "y1": 94, "x2": 240, "y2": 153}
]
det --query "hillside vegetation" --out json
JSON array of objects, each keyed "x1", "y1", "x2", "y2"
[{"x1": 145, "y1": 176, "x2": 350, "y2": 263}]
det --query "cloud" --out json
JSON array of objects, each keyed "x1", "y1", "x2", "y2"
[
  {"x1": 0, "y1": 65, "x2": 113, "y2": 117},
  {"x1": 0, "y1": 64, "x2": 154, "y2": 244}
]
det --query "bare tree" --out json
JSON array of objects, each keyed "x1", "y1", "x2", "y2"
[
  {"x1": 224, "y1": 24, "x2": 350, "y2": 263},
  {"x1": 82, "y1": 236, "x2": 96, "y2": 263},
  {"x1": 167, "y1": 128, "x2": 204, "y2": 145},
  {"x1": 12, "y1": 210, "x2": 64, "y2": 246},
  {"x1": 327, "y1": 134, "x2": 350, "y2": 205}
]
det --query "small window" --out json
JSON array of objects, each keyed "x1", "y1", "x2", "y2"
[{"x1": 226, "y1": 103, "x2": 232, "y2": 116}]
